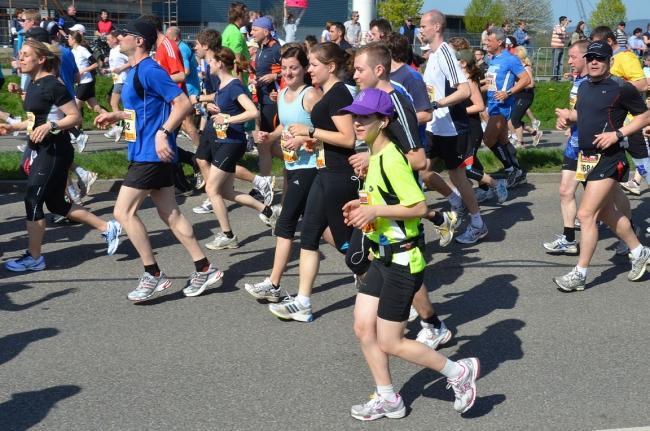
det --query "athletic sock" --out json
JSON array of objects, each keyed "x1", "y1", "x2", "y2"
[
  {"x1": 427, "y1": 211, "x2": 445, "y2": 226},
  {"x1": 470, "y1": 212, "x2": 483, "y2": 228},
  {"x1": 563, "y1": 227, "x2": 576, "y2": 243},
  {"x1": 446, "y1": 190, "x2": 463, "y2": 208},
  {"x1": 194, "y1": 257, "x2": 210, "y2": 272},
  {"x1": 261, "y1": 205, "x2": 273, "y2": 218},
  {"x1": 376, "y1": 384, "x2": 398, "y2": 403},
  {"x1": 144, "y1": 263, "x2": 161, "y2": 277},
  {"x1": 295, "y1": 294, "x2": 311, "y2": 307},
  {"x1": 422, "y1": 314, "x2": 442, "y2": 330},
  {"x1": 490, "y1": 144, "x2": 512, "y2": 170},
  {"x1": 440, "y1": 359, "x2": 464, "y2": 380},
  {"x1": 575, "y1": 265, "x2": 587, "y2": 277},
  {"x1": 74, "y1": 166, "x2": 89, "y2": 178},
  {"x1": 223, "y1": 230, "x2": 234, "y2": 239},
  {"x1": 630, "y1": 245, "x2": 643, "y2": 259}
]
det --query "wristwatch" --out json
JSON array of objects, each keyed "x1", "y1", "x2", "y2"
[
  {"x1": 49, "y1": 121, "x2": 59, "y2": 132},
  {"x1": 431, "y1": 101, "x2": 439, "y2": 110},
  {"x1": 615, "y1": 129, "x2": 624, "y2": 141},
  {"x1": 308, "y1": 125, "x2": 315, "y2": 138},
  {"x1": 506, "y1": 89, "x2": 513, "y2": 96},
  {"x1": 158, "y1": 127, "x2": 172, "y2": 136}
]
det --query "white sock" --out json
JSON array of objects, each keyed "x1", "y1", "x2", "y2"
[
  {"x1": 75, "y1": 166, "x2": 89, "y2": 178},
  {"x1": 295, "y1": 294, "x2": 311, "y2": 307},
  {"x1": 575, "y1": 265, "x2": 587, "y2": 277},
  {"x1": 440, "y1": 359, "x2": 463, "y2": 380},
  {"x1": 470, "y1": 212, "x2": 483, "y2": 228},
  {"x1": 630, "y1": 245, "x2": 643, "y2": 259},
  {"x1": 447, "y1": 190, "x2": 462, "y2": 208},
  {"x1": 376, "y1": 384, "x2": 398, "y2": 403}
]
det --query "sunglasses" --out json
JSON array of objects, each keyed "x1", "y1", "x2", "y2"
[{"x1": 585, "y1": 55, "x2": 608, "y2": 62}]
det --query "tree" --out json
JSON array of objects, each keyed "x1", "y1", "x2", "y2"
[
  {"x1": 463, "y1": 0, "x2": 505, "y2": 33},
  {"x1": 377, "y1": 0, "x2": 424, "y2": 31},
  {"x1": 589, "y1": 0, "x2": 626, "y2": 30},
  {"x1": 502, "y1": 0, "x2": 552, "y2": 33}
]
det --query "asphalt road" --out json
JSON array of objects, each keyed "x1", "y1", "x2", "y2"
[{"x1": 0, "y1": 178, "x2": 649, "y2": 431}]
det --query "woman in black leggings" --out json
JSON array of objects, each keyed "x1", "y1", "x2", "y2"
[
  {"x1": 268, "y1": 42, "x2": 357, "y2": 322},
  {"x1": 1, "y1": 40, "x2": 121, "y2": 272}
]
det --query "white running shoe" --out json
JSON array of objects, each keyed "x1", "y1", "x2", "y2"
[
  {"x1": 79, "y1": 171, "x2": 98, "y2": 196},
  {"x1": 620, "y1": 180, "x2": 641, "y2": 195},
  {"x1": 416, "y1": 321, "x2": 452, "y2": 350},
  {"x1": 193, "y1": 198, "x2": 213, "y2": 214},
  {"x1": 112, "y1": 125, "x2": 123, "y2": 143},
  {"x1": 456, "y1": 223, "x2": 488, "y2": 244},
  {"x1": 255, "y1": 176, "x2": 275, "y2": 206},
  {"x1": 67, "y1": 183, "x2": 83, "y2": 205},
  {"x1": 128, "y1": 271, "x2": 172, "y2": 302},
  {"x1": 268, "y1": 295, "x2": 313, "y2": 322},
  {"x1": 205, "y1": 232, "x2": 239, "y2": 250},
  {"x1": 104, "y1": 129, "x2": 116, "y2": 139},
  {"x1": 182, "y1": 265, "x2": 223, "y2": 297},
  {"x1": 75, "y1": 133, "x2": 88, "y2": 153},
  {"x1": 532, "y1": 130, "x2": 544, "y2": 146},
  {"x1": 244, "y1": 277, "x2": 282, "y2": 302},
  {"x1": 532, "y1": 119, "x2": 541, "y2": 132},
  {"x1": 447, "y1": 358, "x2": 480, "y2": 413},
  {"x1": 434, "y1": 211, "x2": 458, "y2": 247},
  {"x1": 350, "y1": 393, "x2": 406, "y2": 421},
  {"x1": 543, "y1": 235, "x2": 578, "y2": 254},
  {"x1": 259, "y1": 204, "x2": 281, "y2": 233}
]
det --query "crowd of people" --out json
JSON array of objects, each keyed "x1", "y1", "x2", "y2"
[{"x1": 2, "y1": 2, "x2": 650, "y2": 422}]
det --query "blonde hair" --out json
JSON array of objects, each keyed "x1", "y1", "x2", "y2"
[
  {"x1": 24, "y1": 39, "x2": 61, "y2": 74},
  {"x1": 515, "y1": 46, "x2": 531, "y2": 67}
]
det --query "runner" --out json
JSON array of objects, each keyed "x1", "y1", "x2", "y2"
[
  {"x1": 94, "y1": 18, "x2": 222, "y2": 300},
  {"x1": 202, "y1": 47, "x2": 281, "y2": 250},
  {"x1": 243, "y1": 45, "x2": 322, "y2": 301},
  {"x1": 419, "y1": 10, "x2": 488, "y2": 245},
  {"x1": 553, "y1": 41, "x2": 650, "y2": 291},
  {"x1": 341, "y1": 88, "x2": 479, "y2": 420},
  {"x1": 481, "y1": 28, "x2": 531, "y2": 188},
  {"x1": 543, "y1": 40, "x2": 589, "y2": 255},
  {"x1": 509, "y1": 46, "x2": 543, "y2": 147},
  {"x1": 103, "y1": 30, "x2": 130, "y2": 142},
  {"x1": 1, "y1": 39, "x2": 121, "y2": 271},
  {"x1": 267, "y1": 42, "x2": 357, "y2": 322}
]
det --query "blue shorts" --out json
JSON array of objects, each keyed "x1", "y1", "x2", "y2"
[{"x1": 487, "y1": 100, "x2": 513, "y2": 119}]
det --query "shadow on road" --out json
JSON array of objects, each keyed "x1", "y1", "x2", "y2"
[
  {"x1": 0, "y1": 284, "x2": 77, "y2": 312},
  {"x1": 0, "y1": 385, "x2": 81, "y2": 431},
  {"x1": 0, "y1": 328, "x2": 59, "y2": 366}
]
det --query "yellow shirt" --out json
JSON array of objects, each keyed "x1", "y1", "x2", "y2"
[{"x1": 611, "y1": 50, "x2": 645, "y2": 83}]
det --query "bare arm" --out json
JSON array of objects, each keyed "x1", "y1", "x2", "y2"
[
  {"x1": 213, "y1": 93, "x2": 258, "y2": 125},
  {"x1": 170, "y1": 71, "x2": 186, "y2": 83},
  {"x1": 466, "y1": 80, "x2": 485, "y2": 114},
  {"x1": 438, "y1": 82, "x2": 470, "y2": 108}
]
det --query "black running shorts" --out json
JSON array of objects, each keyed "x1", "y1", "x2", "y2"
[{"x1": 123, "y1": 162, "x2": 175, "y2": 190}]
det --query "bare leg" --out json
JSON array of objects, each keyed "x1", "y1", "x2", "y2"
[
  {"x1": 297, "y1": 248, "x2": 319, "y2": 298},
  {"x1": 449, "y1": 167, "x2": 479, "y2": 215},
  {"x1": 67, "y1": 204, "x2": 108, "y2": 231},
  {"x1": 269, "y1": 237, "x2": 292, "y2": 286},
  {"x1": 26, "y1": 219, "x2": 46, "y2": 259},
  {"x1": 377, "y1": 318, "x2": 448, "y2": 371},
  {"x1": 113, "y1": 186, "x2": 155, "y2": 265},
  {"x1": 412, "y1": 284, "x2": 434, "y2": 319},
  {"x1": 559, "y1": 170, "x2": 580, "y2": 229},
  {"x1": 354, "y1": 293, "x2": 392, "y2": 386}
]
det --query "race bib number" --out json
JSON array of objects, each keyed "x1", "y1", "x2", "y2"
[
  {"x1": 281, "y1": 130, "x2": 297, "y2": 163},
  {"x1": 359, "y1": 190, "x2": 376, "y2": 233},
  {"x1": 486, "y1": 72, "x2": 497, "y2": 92},
  {"x1": 123, "y1": 109, "x2": 137, "y2": 142},
  {"x1": 426, "y1": 85, "x2": 435, "y2": 102},
  {"x1": 575, "y1": 152, "x2": 601, "y2": 181},
  {"x1": 569, "y1": 94, "x2": 577, "y2": 110},
  {"x1": 26, "y1": 112, "x2": 35, "y2": 134}
]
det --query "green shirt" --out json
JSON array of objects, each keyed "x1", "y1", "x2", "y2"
[
  {"x1": 363, "y1": 142, "x2": 426, "y2": 274},
  {"x1": 221, "y1": 23, "x2": 250, "y2": 86}
]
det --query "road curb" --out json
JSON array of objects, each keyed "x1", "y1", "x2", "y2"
[{"x1": 0, "y1": 173, "x2": 564, "y2": 194}]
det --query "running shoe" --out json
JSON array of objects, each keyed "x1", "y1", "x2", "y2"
[
  {"x1": 543, "y1": 235, "x2": 579, "y2": 254},
  {"x1": 103, "y1": 129, "x2": 116, "y2": 139},
  {"x1": 506, "y1": 168, "x2": 527, "y2": 189},
  {"x1": 446, "y1": 357, "x2": 480, "y2": 414},
  {"x1": 79, "y1": 171, "x2": 98, "y2": 196},
  {"x1": 75, "y1": 133, "x2": 89, "y2": 153},
  {"x1": 532, "y1": 119, "x2": 541, "y2": 132},
  {"x1": 256, "y1": 176, "x2": 275, "y2": 206},
  {"x1": 102, "y1": 219, "x2": 122, "y2": 256},
  {"x1": 5, "y1": 252, "x2": 46, "y2": 272},
  {"x1": 474, "y1": 187, "x2": 494, "y2": 203},
  {"x1": 268, "y1": 295, "x2": 313, "y2": 322},
  {"x1": 434, "y1": 211, "x2": 458, "y2": 247},
  {"x1": 532, "y1": 130, "x2": 544, "y2": 147},
  {"x1": 456, "y1": 223, "x2": 488, "y2": 244},
  {"x1": 620, "y1": 180, "x2": 641, "y2": 196},
  {"x1": 53, "y1": 215, "x2": 70, "y2": 224},
  {"x1": 615, "y1": 227, "x2": 641, "y2": 256},
  {"x1": 628, "y1": 246, "x2": 650, "y2": 281},
  {"x1": 205, "y1": 232, "x2": 239, "y2": 250},
  {"x1": 182, "y1": 265, "x2": 223, "y2": 297},
  {"x1": 194, "y1": 172, "x2": 205, "y2": 190},
  {"x1": 16, "y1": 143, "x2": 27, "y2": 152},
  {"x1": 192, "y1": 198, "x2": 213, "y2": 214},
  {"x1": 67, "y1": 183, "x2": 83, "y2": 205},
  {"x1": 553, "y1": 268, "x2": 586, "y2": 292},
  {"x1": 244, "y1": 277, "x2": 282, "y2": 302},
  {"x1": 407, "y1": 306, "x2": 418, "y2": 322},
  {"x1": 350, "y1": 393, "x2": 406, "y2": 421},
  {"x1": 112, "y1": 125, "x2": 123, "y2": 143},
  {"x1": 495, "y1": 179, "x2": 508, "y2": 203},
  {"x1": 259, "y1": 204, "x2": 281, "y2": 233},
  {"x1": 249, "y1": 188, "x2": 265, "y2": 203},
  {"x1": 416, "y1": 321, "x2": 452, "y2": 350},
  {"x1": 127, "y1": 271, "x2": 172, "y2": 302}
]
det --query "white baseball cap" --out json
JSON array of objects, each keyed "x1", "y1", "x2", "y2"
[{"x1": 69, "y1": 24, "x2": 86, "y2": 34}]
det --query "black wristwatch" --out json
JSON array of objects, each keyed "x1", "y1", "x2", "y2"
[
  {"x1": 158, "y1": 127, "x2": 172, "y2": 136},
  {"x1": 431, "y1": 101, "x2": 439, "y2": 110},
  {"x1": 506, "y1": 89, "x2": 513, "y2": 96},
  {"x1": 615, "y1": 129, "x2": 624, "y2": 141},
  {"x1": 308, "y1": 125, "x2": 315, "y2": 138},
  {"x1": 49, "y1": 121, "x2": 59, "y2": 132}
]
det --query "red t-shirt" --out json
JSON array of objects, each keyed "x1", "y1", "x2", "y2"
[
  {"x1": 155, "y1": 36, "x2": 187, "y2": 92},
  {"x1": 97, "y1": 20, "x2": 113, "y2": 35}
]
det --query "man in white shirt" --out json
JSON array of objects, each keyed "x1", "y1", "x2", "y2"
[
  {"x1": 344, "y1": 11, "x2": 362, "y2": 47},
  {"x1": 283, "y1": 4, "x2": 305, "y2": 43}
]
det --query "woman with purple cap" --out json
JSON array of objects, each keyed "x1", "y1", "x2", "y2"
[{"x1": 341, "y1": 88, "x2": 480, "y2": 421}]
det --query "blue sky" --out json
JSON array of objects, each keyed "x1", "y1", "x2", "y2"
[{"x1": 421, "y1": 0, "x2": 648, "y2": 22}]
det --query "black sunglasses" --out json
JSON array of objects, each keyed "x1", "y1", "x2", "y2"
[{"x1": 585, "y1": 55, "x2": 608, "y2": 62}]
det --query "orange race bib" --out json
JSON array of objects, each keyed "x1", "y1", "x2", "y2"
[{"x1": 575, "y1": 152, "x2": 601, "y2": 182}]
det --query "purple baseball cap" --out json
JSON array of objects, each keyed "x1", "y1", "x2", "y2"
[{"x1": 339, "y1": 88, "x2": 395, "y2": 117}]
